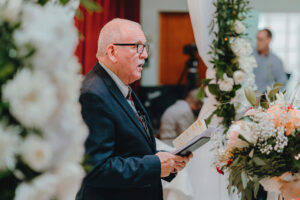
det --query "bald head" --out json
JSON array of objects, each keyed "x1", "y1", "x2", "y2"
[
  {"x1": 96, "y1": 18, "x2": 141, "y2": 58},
  {"x1": 185, "y1": 89, "x2": 203, "y2": 116}
]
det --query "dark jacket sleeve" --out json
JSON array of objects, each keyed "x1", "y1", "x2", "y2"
[{"x1": 80, "y1": 93, "x2": 161, "y2": 188}]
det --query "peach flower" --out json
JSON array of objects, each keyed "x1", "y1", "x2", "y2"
[
  {"x1": 266, "y1": 105, "x2": 287, "y2": 128},
  {"x1": 285, "y1": 109, "x2": 300, "y2": 136}
]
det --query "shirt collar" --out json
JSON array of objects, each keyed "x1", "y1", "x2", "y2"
[{"x1": 99, "y1": 61, "x2": 129, "y2": 98}]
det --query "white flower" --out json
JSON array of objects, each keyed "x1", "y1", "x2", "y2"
[
  {"x1": 227, "y1": 127, "x2": 249, "y2": 149},
  {"x1": 237, "y1": 121, "x2": 257, "y2": 144},
  {"x1": 15, "y1": 173, "x2": 58, "y2": 200},
  {"x1": 259, "y1": 177, "x2": 282, "y2": 193},
  {"x1": 244, "y1": 108, "x2": 257, "y2": 117},
  {"x1": 233, "y1": 20, "x2": 246, "y2": 34},
  {"x1": 2, "y1": 68, "x2": 57, "y2": 128},
  {"x1": 0, "y1": 123, "x2": 21, "y2": 170},
  {"x1": 233, "y1": 70, "x2": 245, "y2": 85},
  {"x1": 218, "y1": 74, "x2": 234, "y2": 92},
  {"x1": 21, "y1": 135, "x2": 53, "y2": 172},
  {"x1": 274, "y1": 92, "x2": 286, "y2": 106},
  {"x1": 238, "y1": 56, "x2": 257, "y2": 72},
  {"x1": 230, "y1": 37, "x2": 253, "y2": 57},
  {"x1": 14, "y1": 183, "x2": 36, "y2": 200},
  {"x1": 0, "y1": 0, "x2": 22, "y2": 24},
  {"x1": 231, "y1": 88, "x2": 252, "y2": 119},
  {"x1": 55, "y1": 163, "x2": 85, "y2": 200},
  {"x1": 53, "y1": 57, "x2": 83, "y2": 103},
  {"x1": 13, "y1": 2, "x2": 78, "y2": 72},
  {"x1": 227, "y1": 120, "x2": 258, "y2": 150},
  {"x1": 206, "y1": 68, "x2": 217, "y2": 84},
  {"x1": 44, "y1": 103, "x2": 88, "y2": 166}
]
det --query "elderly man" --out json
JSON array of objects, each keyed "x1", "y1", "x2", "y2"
[
  {"x1": 253, "y1": 28, "x2": 288, "y2": 93},
  {"x1": 76, "y1": 18, "x2": 192, "y2": 200}
]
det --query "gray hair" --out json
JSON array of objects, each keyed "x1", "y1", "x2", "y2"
[{"x1": 96, "y1": 18, "x2": 141, "y2": 58}]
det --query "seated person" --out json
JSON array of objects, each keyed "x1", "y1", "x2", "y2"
[{"x1": 159, "y1": 89, "x2": 203, "y2": 146}]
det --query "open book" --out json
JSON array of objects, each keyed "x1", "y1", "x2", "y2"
[{"x1": 172, "y1": 119, "x2": 214, "y2": 156}]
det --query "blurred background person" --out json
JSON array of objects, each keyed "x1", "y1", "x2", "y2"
[
  {"x1": 159, "y1": 89, "x2": 203, "y2": 146},
  {"x1": 253, "y1": 28, "x2": 288, "y2": 93}
]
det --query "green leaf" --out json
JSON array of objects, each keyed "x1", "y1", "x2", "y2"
[
  {"x1": 0, "y1": 64, "x2": 15, "y2": 80},
  {"x1": 245, "y1": 187, "x2": 253, "y2": 200},
  {"x1": 208, "y1": 84, "x2": 219, "y2": 95},
  {"x1": 197, "y1": 87, "x2": 205, "y2": 101},
  {"x1": 241, "y1": 171, "x2": 248, "y2": 189},
  {"x1": 37, "y1": 0, "x2": 49, "y2": 5},
  {"x1": 253, "y1": 157, "x2": 266, "y2": 166},
  {"x1": 205, "y1": 112, "x2": 214, "y2": 125},
  {"x1": 59, "y1": 0, "x2": 69, "y2": 5},
  {"x1": 201, "y1": 78, "x2": 211, "y2": 85},
  {"x1": 244, "y1": 88, "x2": 256, "y2": 107},
  {"x1": 268, "y1": 87, "x2": 281, "y2": 101},
  {"x1": 253, "y1": 181, "x2": 260, "y2": 198},
  {"x1": 80, "y1": 0, "x2": 102, "y2": 12},
  {"x1": 216, "y1": 69, "x2": 224, "y2": 79},
  {"x1": 273, "y1": 82, "x2": 284, "y2": 88}
]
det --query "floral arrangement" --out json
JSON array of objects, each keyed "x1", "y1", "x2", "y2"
[
  {"x1": 216, "y1": 86, "x2": 300, "y2": 200},
  {"x1": 198, "y1": 0, "x2": 257, "y2": 130},
  {"x1": 0, "y1": 0, "x2": 99, "y2": 199}
]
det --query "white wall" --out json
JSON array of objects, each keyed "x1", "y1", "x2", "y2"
[
  {"x1": 251, "y1": 0, "x2": 300, "y2": 13},
  {"x1": 140, "y1": 0, "x2": 188, "y2": 86}
]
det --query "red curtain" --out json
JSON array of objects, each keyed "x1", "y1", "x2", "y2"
[{"x1": 74, "y1": 0, "x2": 141, "y2": 75}]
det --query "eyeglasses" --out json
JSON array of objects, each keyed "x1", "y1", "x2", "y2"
[{"x1": 113, "y1": 43, "x2": 149, "y2": 55}]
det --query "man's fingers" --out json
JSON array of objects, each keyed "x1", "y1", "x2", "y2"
[
  {"x1": 174, "y1": 164, "x2": 185, "y2": 171},
  {"x1": 173, "y1": 155, "x2": 189, "y2": 162}
]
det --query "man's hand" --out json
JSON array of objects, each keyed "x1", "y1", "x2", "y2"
[{"x1": 155, "y1": 152, "x2": 193, "y2": 177}]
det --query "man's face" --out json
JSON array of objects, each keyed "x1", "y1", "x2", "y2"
[
  {"x1": 256, "y1": 30, "x2": 271, "y2": 52},
  {"x1": 114, "y1": 27, "x2": 148, "y2": 85}
]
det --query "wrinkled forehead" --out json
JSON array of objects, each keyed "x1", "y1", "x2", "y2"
[{"x1": 119, "y1": 25, "x2": 146, "y2": 43}]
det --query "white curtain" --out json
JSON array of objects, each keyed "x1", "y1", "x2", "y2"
[
  {"x1": 187, "y1": 0, "x2": 218, "y2": 121},
  {"x1": 186, "y1": 1, "x2": 240, "y2": 199}
]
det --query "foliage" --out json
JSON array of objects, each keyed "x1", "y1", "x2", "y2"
[{"x1": 199, "y1": 0, "x2": 253, "y2": 130}]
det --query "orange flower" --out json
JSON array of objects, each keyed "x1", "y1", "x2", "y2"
[
  {"x1": 266, "y1": 105, "x2": 287, "y2": 128},
  {"x1": 285, "y1": 121, "x2": 294, "y2": 136},
  {"x1": 284, "y1": 109, "x2": 300, "y2": 136}
]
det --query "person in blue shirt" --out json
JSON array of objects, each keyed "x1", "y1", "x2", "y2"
[{"x1": 253, "y1": 28, "x2": 288, "y2": 93}]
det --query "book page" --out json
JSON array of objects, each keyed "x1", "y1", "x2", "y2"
[{"x1": 172, "y1": 119, "x2": 207, "y2": 149}]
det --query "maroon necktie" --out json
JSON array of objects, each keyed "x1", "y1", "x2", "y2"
[{"x1": 127, "y1": 89, "x2": 152, "y2": 141}]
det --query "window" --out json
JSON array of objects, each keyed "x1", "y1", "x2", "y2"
[{"x1": 258, "y1": 13, "x2": 300, "y2": 74}]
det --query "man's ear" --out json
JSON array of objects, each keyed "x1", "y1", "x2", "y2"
[{"x1": 107, "y1": 44, "x2": 117, "y2": 63}]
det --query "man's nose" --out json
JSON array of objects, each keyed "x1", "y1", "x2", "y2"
[{"x1": 140, "y1": 48, "x2": 148, "y2": 59}]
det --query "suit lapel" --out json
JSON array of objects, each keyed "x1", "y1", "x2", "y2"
[
  {"x1": 94, "y1": 64, "x2": 155, "y2": 150},
  {"x1": 131, "y1": 91, "x2": 156, "y2": 148}
]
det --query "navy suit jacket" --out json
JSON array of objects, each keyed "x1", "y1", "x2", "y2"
[{"x1": 76, "y1": 63, "x2": 168, "y2": 200}]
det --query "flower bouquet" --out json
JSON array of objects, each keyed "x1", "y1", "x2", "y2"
[{"x1": 217, "y1": 85, "x2": 300, "y2": 199}]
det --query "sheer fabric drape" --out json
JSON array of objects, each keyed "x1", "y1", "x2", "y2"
[{"x1": 187, "y1": 0, "x2": 239, "y2": 199}]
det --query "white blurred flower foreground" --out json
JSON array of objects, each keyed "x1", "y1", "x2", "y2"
[{"x1": 0, "y1": 1, "x2": 88, "y2": 200}]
